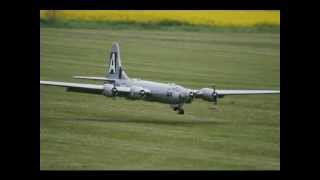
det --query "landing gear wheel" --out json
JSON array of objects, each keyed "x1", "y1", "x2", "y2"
[{"x1": 178, "y1": 109, "x2": 184, "y2": 115}]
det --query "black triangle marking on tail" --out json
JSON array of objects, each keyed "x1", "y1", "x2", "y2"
[{"x1": 108, "y1": 52, "x2": 117, "y2": 75}]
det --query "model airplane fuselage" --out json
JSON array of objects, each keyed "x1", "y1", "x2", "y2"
[{"x1": 40, "y1": 42, "x2": 280, "y2": 114}]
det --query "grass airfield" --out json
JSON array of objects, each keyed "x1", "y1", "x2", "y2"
[{"x1": 40, "y1": 26, "x2": 280, "y2": 170}]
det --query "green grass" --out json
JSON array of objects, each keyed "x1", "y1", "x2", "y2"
[
  {"x1": 40, "y1": 19, "x2": 280, "y2": 33},
  {"x1": 40, "y1": 26, "x2": 280, "y2": 170}
]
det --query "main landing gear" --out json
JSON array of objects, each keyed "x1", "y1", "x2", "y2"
[{"x1": 171, "y1": 104, "x2": 184, "y2": 114}]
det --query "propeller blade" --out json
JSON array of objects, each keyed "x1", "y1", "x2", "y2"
[
  {"x1": 212, "y1": 85, "x2": 218, "y2": 105},
  {"x1": 111, "y1": 82, "x2": 118, "y2": 96},
  {"x1": 189, "y1": 91, "x2": 195, "y2": 98},
  {"x1": 111, "y1": 87, "x2": 117, "y2": 96},
  {"x1": 139, "y1": 90, "x2": 145, "y2": 97}
]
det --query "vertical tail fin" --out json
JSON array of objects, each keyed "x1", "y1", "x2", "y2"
[{"x1": 106, "y1": 42, "x2": 129, "y2": 80}]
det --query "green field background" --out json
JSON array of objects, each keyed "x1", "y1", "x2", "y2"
[{"x1": 40, "y1": 26, "x2": 280, "y2": 170}]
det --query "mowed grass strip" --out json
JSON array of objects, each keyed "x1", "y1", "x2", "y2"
[{"x1": 40, "y1": 27, "x2": 279, "y2": 170}]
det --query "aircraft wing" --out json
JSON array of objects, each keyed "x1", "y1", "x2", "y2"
[
  {"x1": 73, "y1": 76, "x2": 115, "y2": 83},
  {"x1": 40, "y1": 80, "x2": 133, "y2": 96},
  {"x1": 193, "y1": 88, "x2": 279, "y2": 102},
  {"x1": 215, "y1": 89, "x2": 280, "y2": 96},
  {"x1": 40, "y1": 80, "x2": 104, "y2": 94}
]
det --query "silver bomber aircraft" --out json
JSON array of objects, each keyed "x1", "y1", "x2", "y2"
[{"x1": 40, "y1": 42, "x2": 280, "y2": 114}]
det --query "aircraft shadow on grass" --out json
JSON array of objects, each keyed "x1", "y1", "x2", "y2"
[{"x1": 72, "y1": 117, "x2": 225, "y2": 126}]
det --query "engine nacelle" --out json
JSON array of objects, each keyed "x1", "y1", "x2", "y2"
[
  {"x1": 198, "y1": 88, "x2": 215, "y2": 101},
  {"x1": 129, "y1": 86, "x2": 146, "y2": 99},
  {"x1": 102, "y1": 84, "x2": 117, "y2": 97},
  {"x1": 198, "y1": 88, "x2": 224, "y2": 102}
]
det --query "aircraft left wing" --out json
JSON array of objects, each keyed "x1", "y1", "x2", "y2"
[
  {"x1": 40, "y1": 80, "x2": 135, "y2": 96},
  {"x1": 73, "y1": 76, "x2": 115, "y2": 83},
  {"x1": 40, "y1": 80, "x2": 105, "y2": 94}
]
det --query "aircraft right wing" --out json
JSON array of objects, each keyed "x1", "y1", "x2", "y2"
[
  {"x1": 192, "y1": 87, "x2": 279, "y2": 104},
  {"x1": 215, "y1": 89, "x2": 280, "y2": 96}
]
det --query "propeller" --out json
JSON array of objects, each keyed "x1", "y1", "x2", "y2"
[
  {"x1": 189, "y1": 91, "x2": 195, "y2": 98},
  {"x1": 111, "y1": 82, "x2": 118, "y2": 97},
  {"x1": 212, "y1": 85, "x2": 218, "y2": 105},
  {"x1": 139, "y1": 89, "x2": 146, "y2": 97}
]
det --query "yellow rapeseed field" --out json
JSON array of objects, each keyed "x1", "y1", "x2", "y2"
[{"x1": 40, "y1": 10, "x2": 279, "y2": 27}]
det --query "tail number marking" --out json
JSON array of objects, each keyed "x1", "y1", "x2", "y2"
[{"x1": 108, "y1": 53, "x2": 116, "y2": 74}]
